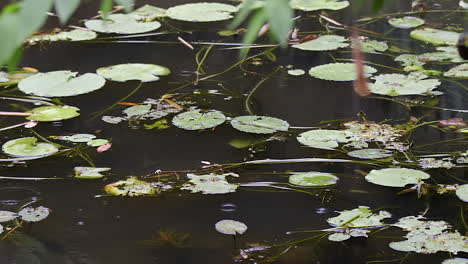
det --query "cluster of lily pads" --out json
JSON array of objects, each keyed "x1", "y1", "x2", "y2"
[{"x1": 0, "y1": 206, "x2": 50, "y2": 234}]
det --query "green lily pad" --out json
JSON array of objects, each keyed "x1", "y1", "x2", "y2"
[
  {"x1": 328, "y1": 233, "x2": 351, "y2": 241},
  {"x1": 27, "y1": 105, "x2": 80, "y2": 122},
  {"x1": 418, "y1": 46, "x2": 465, "y2": 63},
  {"x1": 297, "y1": 129, "x2": 351, "y2": 150},
  {"x1": 27, "y1": 29, "x2": 97, "y2": 44},
  {"x1": 181, "y1": 173, "x2": 239, "y2": 194},
  {"x1": 96, "y1": 63, "x2": 170, "y2": 82},
  {"x1": 87, "y1": 139, "x2": 109, "y2": 147},
  {"x1": 18, "y1": 206, "x2": 50, "y2": 222},
  {"x1": 130, "y1": 5, "x2": 167, "y2": 21},
  {"x1": 2, "y1": 137, "x2": 58, "y2": 157},
  {"x1": 18, "y1": 70, "x2": 106, "y2": 97},
  {"x1": 102, "y1": 116, "x2": 125, "y2": 124},
  {"x1": 358, "y1": 39, "x2": 388, "y2": 53},
  {"x1": 369, "y1": 73, "x2": 441, "y2": 96},
  {"x1": 85, "y1": 14, "x2": 161, "y2": 34},
  {"x1": 365, "y1": 168, "x2": 430, "y2": 187},
  {"x1": 123, "y1": 104, "x2": 152, "y2": 117},
  {"x1": 215, "y1": 219, "x2": 247, "y2": 235},
  {"x1": 290, "y1": 0, "x2": 349, "y2": 11},
  {"x1": 0, "y1": 211, "x2": 18, "y2": 222},
  {"x1": 292, "y1": 35, "x2": 349, "y2": 51},
  {"x1": 230, "y1": 116, "x2": 289, "y2": 134},
  {"x1": 410, "y1": 28, "x2": 460, "y2": 45},
  {"x1": 288, "y1": 171, "x2": 339, "y2": 187},
  {"x1": 104, "y1": 177, "x2": 156, "y2": 196},
  {"x1": 388, "y1": 16, "x2": 425, "y2": 29},
  {"x1": 347, "y1": 149, "x2": 393, "y2": 159},
  {"x1": 74, "y1": 167, "x2": 111, "y2": 179},
  {"x1": 172, "y1": 110, "x2": 226, "y2": 130},
  {"x1": 166, "y1": 3, "x2": 238, "y2": 22},
  {"x1": 395, "y1": 54, "x2": 425, "y2": 70},
  {"x1": 287, "y1": 69, "x2": 305, "y2": 76},
  {"x1": 442, "y1": 258, "x2": 468, "y2": 264},
  {"x1": 455, "y1": 184, "x2": 468, "y2": 202},
  {"x1": 309, "y1": 63, "x2": 377, "y2": 81},
  {"x1": 327, "y1": 206, "x2": 391, "y2": 227},
  {"x1": 444, "y1": 64, "x2": 468, "y2": 78},
  {"x1": 59, "y1": 134, "x2": 96, "y2": 143}
]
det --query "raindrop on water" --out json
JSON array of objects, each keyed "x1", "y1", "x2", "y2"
[
  {"x1": 220, "y1": 203, "x2": 237, "y2": 212},
  {"x1": 316, "y1": 208, "x2": 327, "y2": 214}
]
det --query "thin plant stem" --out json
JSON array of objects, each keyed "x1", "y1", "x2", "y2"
[{"x1": 245, "y1": 67, "x2": 280, "y2": 115}]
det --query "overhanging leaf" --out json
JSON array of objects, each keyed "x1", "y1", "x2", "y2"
[
  {"x1": 54, "y1": 0, "x2": 81, "y2": 24},
  {"x1": 265, "y1": 0, "x2": 292, "y2": 47}
]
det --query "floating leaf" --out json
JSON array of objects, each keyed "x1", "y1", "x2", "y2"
[
  {"x1": 369, "y1": 73, "x2": 441, "y2": 96},
  {"x1": 166, "y1": 3, "x2": 238, "y2": 22},
  {"x1": 288, "y1": 171, "x2": 339, "y2": 187},
  {"x1": 18, "y1": 206, "x2": 50, "y2": 222},
  {"x1": 104, "y1": 177, "x2": 156, "y2": 196},
  {"x1": 290, "y1": 0, "x2": 349, "y2": 11},
  {"x1": 18, "y1": 71, "x2": 106, "y2": 97},
  {"x1": 410, "y1": 28, "x2": 460, "y2": 45},
  {"x1": 287, "y1": 69, "x2": 305, "y2": 76},
  {"x1": 96, "y1": 63, "x2": 170, "y2": 82},
  {"x1": 58, "y1": 134, "x2": 96, "y2": 143},
  {"x1": 74, "y1": 167, "x2": 111, "y2": 179},
  {"x1": 27, "y1": 29, "x2": 97, "y2": 44},
  {"x1": 347, "y1": 149, "x2": 393, "y2": 159},
  {"x1": 2, "y1": 137, "x2": 58, "y2": 157},
  {"x1": 308, "y1": 63, "x2": 377, "y2": 81},
  {"x1": 0, "y1": 72, "x2": 9, "y2": 82},
  {"x1": 292, "y1": 35, "x2": 349, "y2": 51},
  {"x1": 172, "y1": 110, "x2": 226, "y2": 130},
  {"x1": 455, "y1": 184, "x2": 468, "y2": 202},
  {"x1": 85, "y1": 14, "x2": 161, "y2": 34},
  {"x1": 129, "y1": 5, "x2": 167, "y2": 21},
  {"x1": 0, "y1": 211, "x2": 18, "y2": 222},
  {"x1": 328, "y1": 232, "x2": 351, "y2": 241},
  {"x1": 365, "y1": 168, "x2": 430, "y2": 187},
  {"x1": 444, "y1": 64, "x2": 468, "y2": 78},
  {"x1": 358, "y1": 39, "x2": 388, "y2": 53},
  {"x1": 297, "y1": 129, "x2": 351, "y2": 150},
  {"x1": 388, "y1": 16, "x2": 425, "y2": 29},
  {"x1": 181, "y1": 173, "x2": 239, "y2": 194},
  {"x1": 215, "y1": 219, "x2": 247, "y2": 235},
  {"x1": 87, "y1": 139, "x2": 109, "y2": 147},
  {"x1": 442, "y1": 258, "x2": 468, "y2": 264},
  {"x1": 230, "y1": 116, "x2": 289, "y2": 134},
  {"x1": 327, "y1": 206, "x2": 391, "y2": 227},
  {"x1": 123, "y1": 104, "x2": 152, "y2": 117},
  {"x1": 27, "y1": 105, "x2": 80, "y2": 121},
  {"x1": 102, "y1": 116, "x2": 125, "y2": 124}
]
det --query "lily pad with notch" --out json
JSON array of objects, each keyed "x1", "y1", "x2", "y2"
[
  {"x1": 28, "y1": 29, "x2": 97, "y2": 44},
  {"x1": 74, "y1": 167, "x2": 111, "y2": 179},
  {"x1": 172, "y1": 109, "x2": 226, "y2": 130},
  {"x1": 369, "y1": 73, "x2": 441, "y2": 96},
  {"x1": 85, "y1": 14, "x2": 161, "y2": 34},
  {"x1": 292, "y1": 35, "x2": 349, "y2": 51},
  {"x1": 365, "y1": 168, "x2": 430, "y2": 187},
  {"x1": 96, "y1": 63, "x2": 170, "y2": 82},
  {"x1": 2, "y1": 137, "x2": 58, "y2": 157},
  {"x1": 410, "y1": 28, "x2": 460, "y2": 45},
  {"x1": 18, "y1": 206, "x2": 50, "y2": 222},
  {"x1": 288, "y1": 171, "x2": 339, "y2": 187},
  {"x1": 308, "y1": 63, "x2": 377, "y2": 81},
  {"x1": 290, "y1": 0, "x2": 349, "y2": 11},
  {"x1": 388, "y1": 16, "x2": 425, "y2": 29},
  {"x1": 166, "y1": 3, "x2": 238, "y2": 22},
  {"x1": 215, "y1": 219, "x2": 247, "y2": 235},
  {"x1": 27, "y1": 105, "x2": 80, "y2": 122},
  {"x1": 297, "y1": 129, "x2": 351, "y2": 150},
  {"x1": 230, "y1": 116, "x2": 289, "y2": 134}
]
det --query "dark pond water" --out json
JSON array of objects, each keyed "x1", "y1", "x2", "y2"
[{"x1": 0, "y1": 0, "x2": 467, "y2": 263}]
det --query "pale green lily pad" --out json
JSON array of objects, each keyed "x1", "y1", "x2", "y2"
[
  {"x1": 85, "y1": 14, "x2": 161, "y2": 34},
  {"x1": 102, "y1": 116, "x2": 125, "y2": 124},
  {"x1": 395, "y1": 54, "x2": 425, "y2": 70},
  {"x1": 59, "y1": 134, "x2": 96, "y2": 143},
  {"x1": 123, "y1": 104, "x2": 152, "y2": 117},
  {"x1": 442, "y1": 258, "x2": 468, "y2": 264},
  {"x1": 166, "y1": 3, "x2": 238, "y2": 22},
  {"x1": 290, "y1": 0, "x2": 349, "y2": 11},
  {"x1": 18, "y1": 70, "x2": 106, "y2": 97},
  {"x1": 87, "y1": 139, "x2": 109, "y2": 147},
  {"x1": 287, "y1": 69, "x2": 305, "y2": 76},
  {"x1": 2, "y1": 137, "x2": 58, "y2": 157},
  {"x1": 388, "y1": 16, "x2": 425, "y2": 29},
  {"x1": 96, "y1": 63, "x2": 170, "y2": 82},
  {"x1": 130, "y1": 5, "x2": 167, "y2": 21},
  {"x1": 365, "y1": 168, "x2": 430, "y2": 187},
  {"x1": 0, "y1": 72, "x2": 8, "y2": 82},
  {"x1": 231, "y1": 116, "x2": 289, "y2": 134},
  {"x1": 27, "y1": 105, "x2": 80, "y2": 122},
  {"x1": 328, "y1": 233, "x2": 350, "y2": 241},
  {"x1": 104, "y1": 177, "x2": 156, "y2": 196},
  {"x1": 74, "y1": 167, "x2": 111, "y2": 179},
  {"x1": 297, "y1": 129, "x2": 351, "y2": 150},
  {"x1": 327, "y1": 206, "x2": 391, "y2": 227},
  {"x1": 410, "y1": 28, "x2": 460, "y2": 45},
  {"x1": 181, "y1": 173, "x2": 239, "y2": 194},
  {"x1": 359, "y1": 39, "x2": 388, "y2": 53},
  {"x1": 455, "y1": 184, "x2": 468, "y2": 202},
  {"x1": 18, "y1": 206, "x2": 50, "y2": 222},
  {"x1": 309, "y1": 63, "x2": 377, "y2": 81},
  {"x1": 444, "y1": 64, "x2": 468, "y2": 78},
  {"x1": 288, "y1": 171, "x2": 339, "y2": 187},
  {"x1": 369, "y1": 73, "x2": 441, "y2": 96},
  {"x1": 215, "y1": 219, "x2": 247, "y2": 235},
  {"x1": 172, "y1": 110, "x2": 226, "y2": 130},
  {"x1": 0, "y1": 211, "x2": 18, "y2": 222},
  {"x1": 347, "y1": 149, "x2": 393, "y2": 159},
  {"x1": 27, "y1": 29, "x2": 97, "y2": 44},
  {"x1": 292, "y1": 35, "x2": 349, "y2": 51}
]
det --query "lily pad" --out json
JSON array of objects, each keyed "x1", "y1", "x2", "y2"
[
  {"x1": 455, "y1": 184, "x2": 468, "y2": 202},
  {"x1": 0, "y1": 211, "x2": 18, "y2": 222},
  {"x1": 287, "y1": 69, "x2": 305, "y2": 76},
  {"x1": 347, "y1": 149, "x2": 393, "y2": 159},
  {"x1": 327, "y1": 206, "x2": 391, "y2": 227},
  {"x1": 297, "y1": 129, "x2": 351, "y2": 150},
  {"x1": 230, "y1": 116, "x2": 289, "y2": 134},
  {"x1": 292, "y1": 35, "x2": 349, "y2": 51},
  {"x1": 290, "y1": 0, "x2": 349, "y2": 11},
  {"x1": 166, "y1": 3, "x2": 238, "y2": 22},
  {"x1": 172, "y1": 110, "x2": 226, "y2": 130},
  {"x1": 308, "y1": 63, "x2": 377, "y2": 81},
  {"x1": 365, "y1": 168, "x2": 430, "y2": 187},
  {"x1": 96, "y1": 63, "x2": 170, "y2": 82},
  {"x1": 130, "y1": 5, "x2": 167, "y2": 21},
  {"x1": 104, "y1": 177, "x2": 156, "y2": 196},
  {"x1": 18, "y1": 71, "x2": 106, "y2": 97},
  {"x1": 28, "y1": 29, "x2": 97, "y2": 44},
  {"x1": 87, "y1": 139, "x2": 109, "y2": 147},
  {"x1": 410, "y1": 28, "x2": 460, "y2": 45},
  {"x1": 85, "y1": 14, "x2": 161, "y2": 34},
  {"x1": 328, "y1": 233, "x2": 351, "y2": 241},
  {"x1": 27, "y1": 105, "x2": 80, "y2": 122},
  {"x1": 288, "y1": 171, "x2": 339, "y2": 187},
  {"x1": 123, "y1": 104, "x2": 152, "y2": 117},
  {"x1": 102, "y1": 116, "x2": 125, "y2": 124},
  {"x1": 2, "y1": 137, "x2": 58, "y2": 157},
  {"x1": 0, "y1": 72, "x2": 8, "y2": 82},
  {"x1": 59, "y1": 134, "x2": 96, "y2": 143},
  {"x1": 181, "y1": 173, "x2": 239, "y2": 194},
  {"x1": 18, "y1": 206, "x2": 50, "y2": 222},
  {"x1": 442, "y1": 258, "x2": 468, "y2": 264},
  {"x1": 444, "y1": 64, "x2": 468, "y2": 78},
  {"x1": 74, "y1": 167, "x2": 111, "y2": 179},
  {"x1": 369, "y1": 73, "x2": 441, "y2": 96},
  {"x1": 388, "y1": 16, "x2": 425, "y2": 29},
  {"x1": 358, "y1": 39, "x2": 388, "y2": 53},
  {"x1": 215, "y1": 219, "x2": 247, "y2": 235}
]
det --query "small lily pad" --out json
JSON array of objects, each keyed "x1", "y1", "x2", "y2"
[
  {"x1": 328, "y1": 232, "x2": 351, "y2": 241},
  {"x1": 130, "y1": 5, "x2": 167, "y2": 21},
  {"x1": 74, "y1": 167, "x2": 111, "y2": 179},
  {"x1": 59, "y1": 134, "x2": 96, "y2": 143},
  {"x1": 2, "y1": 137, "x2": 58, "y2": 157},
  {"x1": 292, "y1": 35, "x2": 349, "y2": 51},
  {"x1": 290, "y1": 0, "x2": 349, "y2": 11},
  {"x1": 215, "y1": 219, "x2": 247, "y2": 235},
  {"x1": 28, "y1": 29, "x2": 97, "y2": 44},
  {"x1": 104, "y1": 177, "x2": 156, "y2": 196},
  {"x1": 444, "y1": 64, "x2": 468, "y2": 78},
  {"x1": 365, "y1": 168, "x2": 430, "y2": 187},
  {"x1": 347, "y1": 149, "x2": 393, "y2": 159},
  {"x1": 297, "y1": 129, "x2": 351, "y2": 150},
  {"x1": 18, "y1": 71, "x2": 106, "y2": 97},
  {"x1": 102, "y1": 116, "x2": 125, "y2": 124},
  {"x1": 358, "y1": 39, "x2": 388, "y2": 53},
  {"x1": 96, "y1": 63, "x2": 170, "y2": 82},
  {"x1": 369, "y1": 73, "x2": 441, "y2": 96},
  {"x1": 85, "y1": 14, "x2": 161, "y2": 34},
  {"x1": 181, "y1": 173, "x2": 239, "y2": 194},
  {"x1": 0, "y1": 211, "x2": 18, "y2": 222},
  {"x1": 123, "y1": 104, "x2": 152, "y2": 117},
  {"x1": 309, "y1": 63, "x2": 377, "y2": 81},
  {"x1": 410, "y1": 28, "x2": 460, "y2": 45},
  {"x1": 442, "y1": 258, "x2": 468, "y2": 264},
  {"x1": 388, "y1": 16, "x2": 425, "y2": 29},
  {"x1": 27, "y1": 105, "x2": 80, "y2": 122},
  {"x1": 230, "y1": 116, "x2": 289, "y2": 134},
  {"x1": 287, "y1": 69, "x2": 305, "y2": 76},
  {"x1": 166, "y1": 3, "x2": 238, "y2": 22},
  {"x1": 172, "y1": 110, "x2": 226, "y2": 130},
  {"x1": 18, "y1": 206, "x2": 50, "y2": 222},
  {"x1": 327, "y1": 206, "x2": 391, "y2": 227},
  {"x1": 288, "y1": 171, "x2": 339, "y2": 187},
  {"x1": 87, "y1": 139, "x2": 109, "y2": 147},
  {"x1": 455, "y1": 184, "x2": 468, "y2": 202}
]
